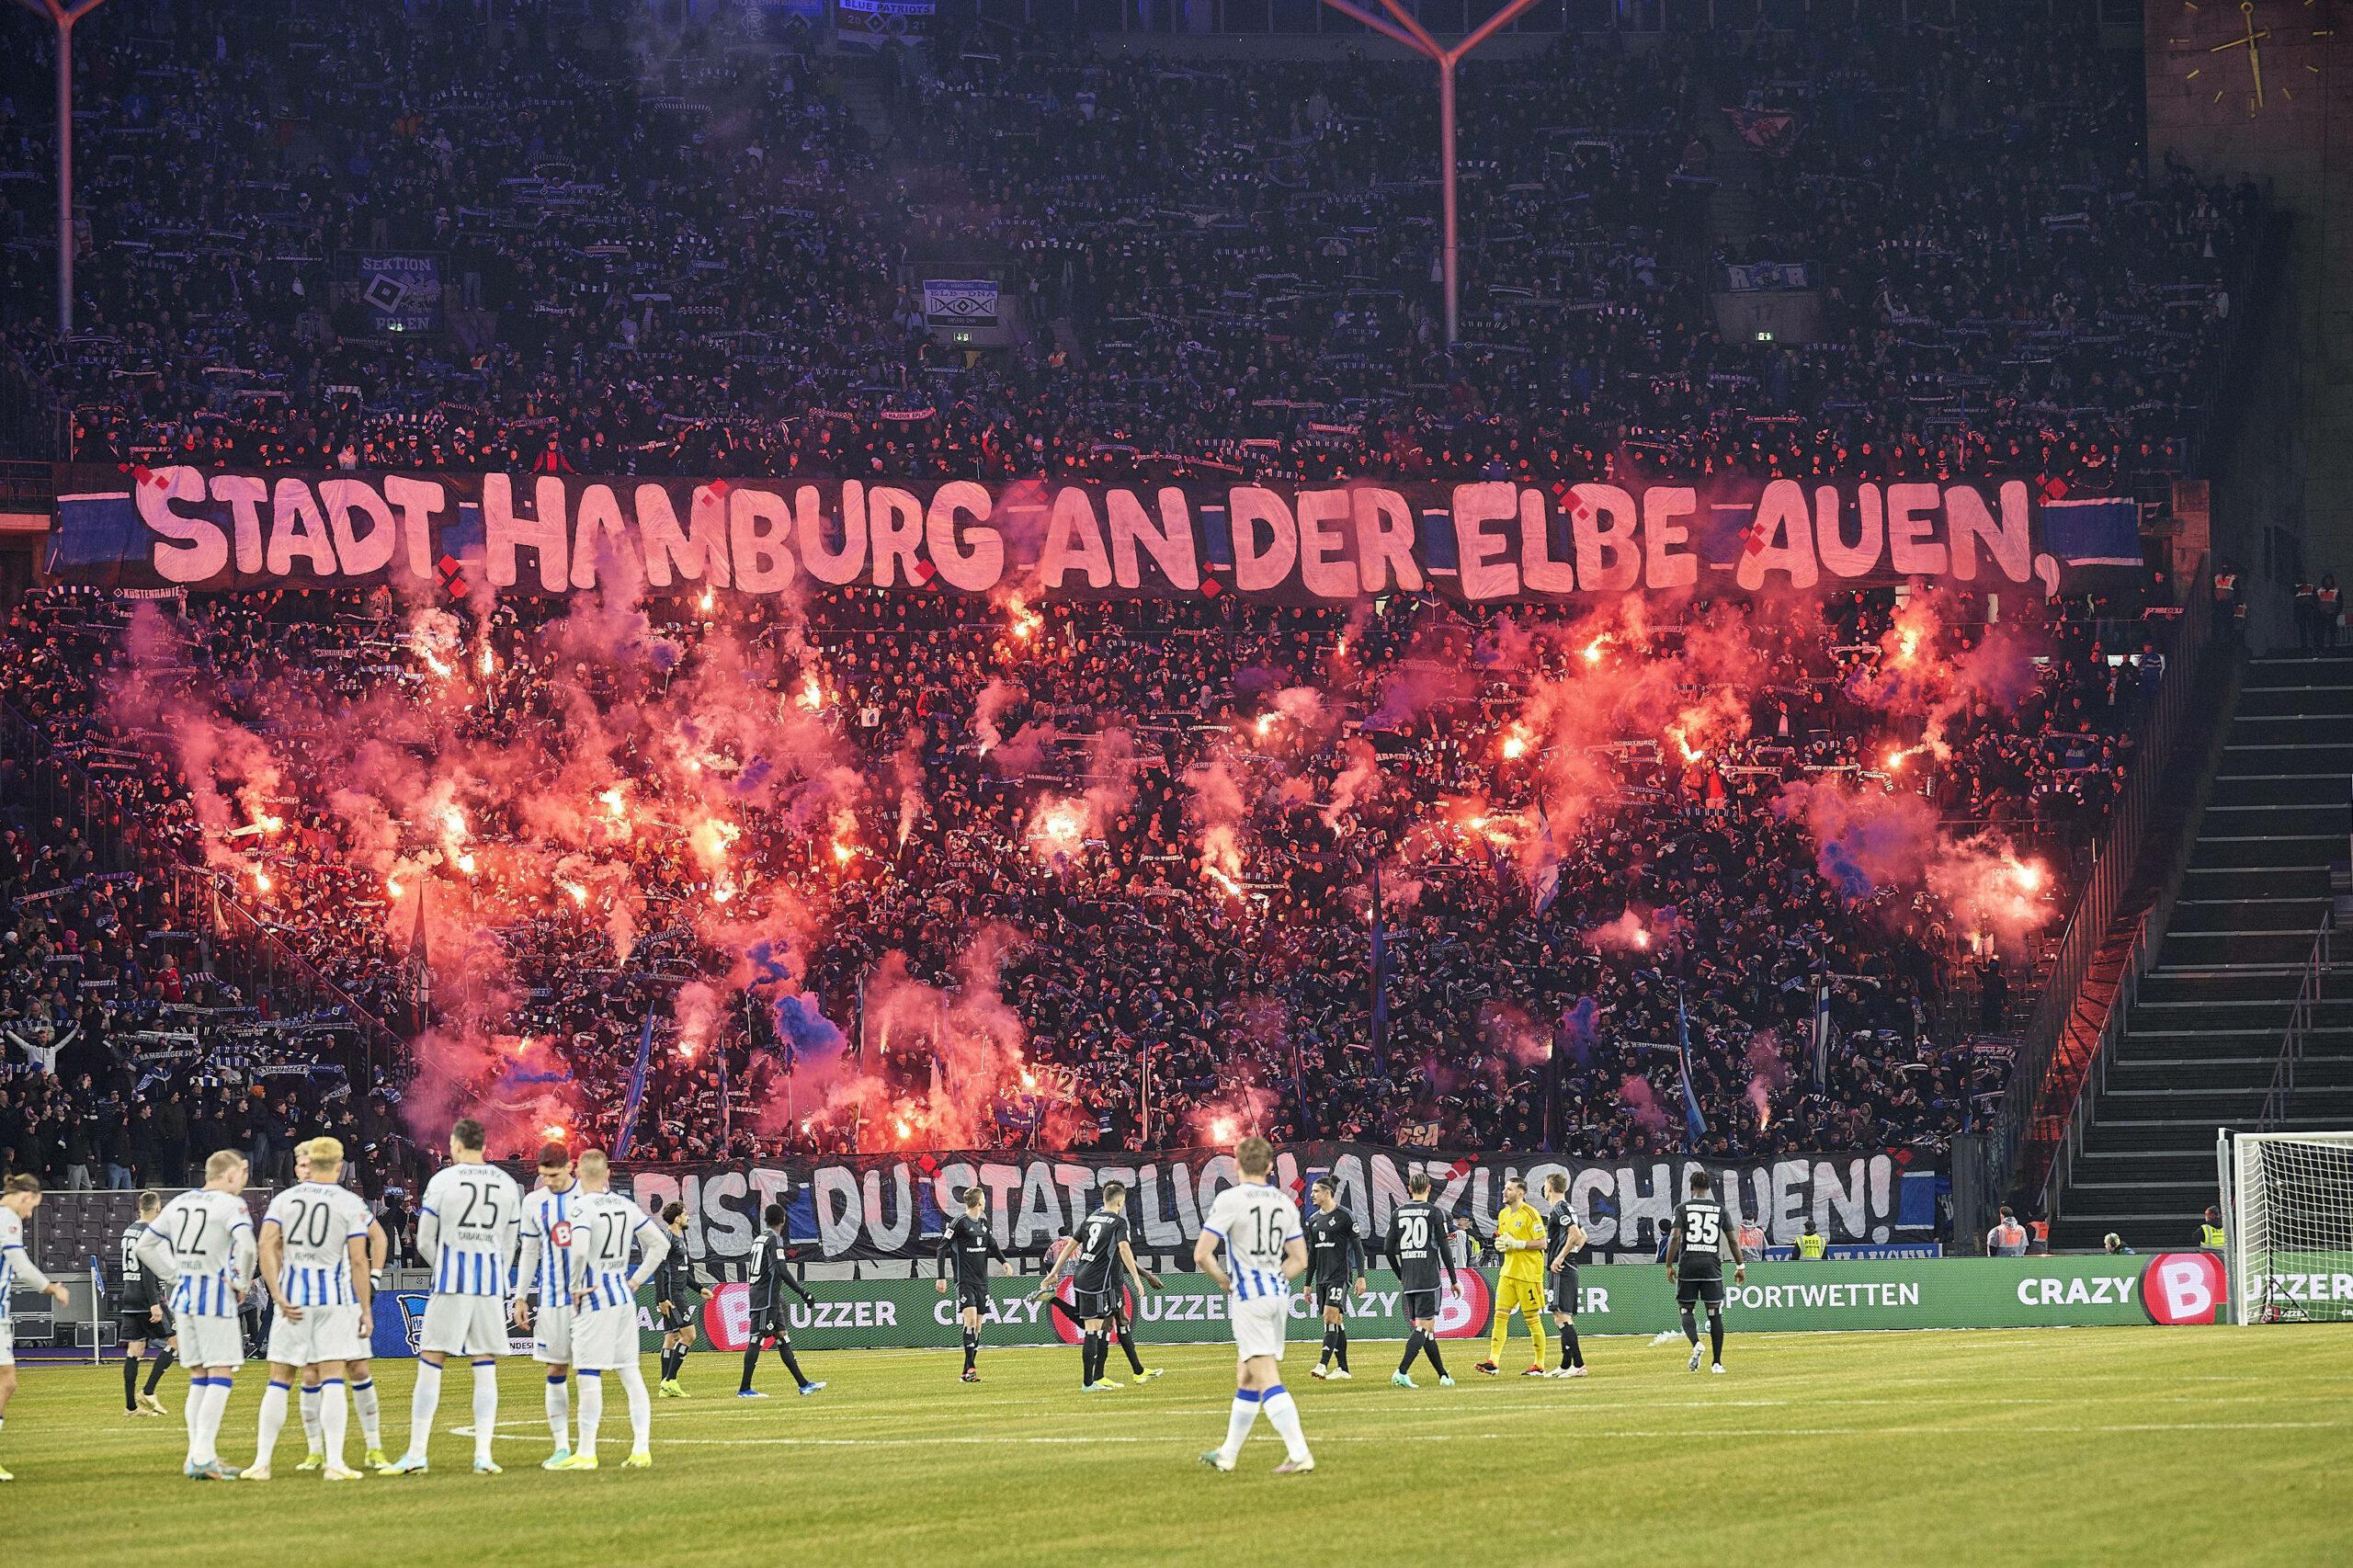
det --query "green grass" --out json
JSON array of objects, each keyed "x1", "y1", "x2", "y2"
[{"x1": 4, "y1": 1327, "x2": 2347, "y2": 1566}]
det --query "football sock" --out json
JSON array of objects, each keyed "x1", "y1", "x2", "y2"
[
  {"x1": 1333, "y1": 1325, "x2": 1348, "y2": 1372},
  {"x1": 739, "y1": 1346, "x2": 761, "y2": 1392},
  {"x1": 546, "y1": 1370, "x2": 570, "y2": 1446},
  {"x1": 193, "y1": 1375, "x2": 232, "y2": 1466},
  {"x1": 1398, "y1": 1330, "x2": 1425, "y2": 1375},
  {"x1": 471, "y1": 1360, "x2": 499, "y2": 1465},
  {"x1": 123, "y1": 1353, "x2": 140, "y2": 1410},
  {"x1": 961, "y1": 1328, "x2": 979, "y2": 1371},
  {"x1": 1261, "y1": 1384, "x2": 1310, "y2": 1462},
  {"x1": 300, "y1": 1382, "x2": 322, "y2": 1450},
  {"x1": 1081, "y1": 1330, "x2": 1103, "y2": 1384},
  {"x1": 1422, "y1": 1337, "x2": 1448, "y2": 1379},
  {"x1": 255, "y1": 1379, "x2": 290, "y2": 1469},
  {"x1": 1708, "y1": 1312, "x2": 1724, "y2": 1366},
  {"x1": 1217, "y1": 1388, "x2": 1261, "y2": 1460},
  {"x1": 1680, "y1": 1308, "x2": 1699, "y2": 1346},
  {"x1": 183, "y1": 1371, "x2": 201, "y2": 1452},
  {"x1": 575, "y1": 1370, "x2": 604, "y2": 1460},
  {"x1": 1319, "y1": 1325, "x2": 1335, "y2": 1365},
  {"x1": 1563, "y1": 1324, "x2": 1584, "y2": 1369},
  {"x1": 407, "y1": 1360, "x2": 444, "y2": 1459},
  {"x1": 1528, "y1": 1316, "x2": 1548, "y2": 1367},
  {"x1": 776, "y1": 1340, "x2": 808, "y2": 1388},
  {"x1": 144, "y1": 1347, "x2": 174, "y2": 1394},
  {"x1": 319, "y1": 1378, "x2": 348, "y2": 1468},
  {"x1": 620, "y1": 1363, "x2": 652, "y2": 1453},
  {"x1": 351, "y1": 1376, "x2": 382, "y2": 1448},
  {"x1": 1117, "y1": 1324, "x2": 1145, "y2": 1375}
]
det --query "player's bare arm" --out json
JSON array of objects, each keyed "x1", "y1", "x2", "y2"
[
  {"x1": 1192, "y1": 1227, "x2": 1229, "y2": 1293},
  {"x1": 1281, "y1": 1235, "x2": 1306, "y2": 1284}
]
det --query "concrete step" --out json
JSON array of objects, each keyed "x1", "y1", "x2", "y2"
[
  {"x1": 2120, "y1": 1022, "x2": 2353, "y2": 1059},
  {"x1": 2207, "y1": 774, "x2": 2353, "y2": 809},
  {"x1": 2186, "y1": 833, "x2": 2343, "y2": 870},
  {"x1": 2177, "y1": 865, "x2": 2333, "y2": 902},
  {"x1": 2225, "y1": 714, "x2": 2353, "y2": 750},
  {"x1": 2167, "y1": 898, "x2": 2331, "y2": 934},
  {"x1": 2198, "y1": 802, "x2": 2352, "y2": 837},
  {"x1": 2159, "y1": 929, "x2": 2335, "y2": 966},
  {"x1": 2218, "y1": 742, "x2": 2353, "y2": 776},
  {"x1": 2234, "y1": 684, "x2": 2353, "y2": 717},
  {"x1": 2137, "y1": 971, "x2": 2314, "y2": 1005},
  {"x1": 2105, "y1": 1053, "x2": 2353, "y2": 1093}
]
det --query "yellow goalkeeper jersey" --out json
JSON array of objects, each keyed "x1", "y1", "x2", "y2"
[{"x1": 1495, "y1": 1201, "x2": 1547, "y2": 1282}]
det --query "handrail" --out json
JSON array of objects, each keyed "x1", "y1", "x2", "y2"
[
  {"x1": 2258, "y1": 910, "x2": 2334, "y2": 1131},
  {"x1": 2042, "y1": 913, "x2": 2151, "y2": 1222},
  {"x1": 1990, "y1": 555, "x2": 2213, "y2": 1199}
]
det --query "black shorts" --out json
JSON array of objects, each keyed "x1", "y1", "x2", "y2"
[
  {"x1": 1315, "y1": 1282, "x2": 1349, "y2": 1311},
  {"x1": 656, "y1": 1300, "x2": 696, "y2": 1330},
  {"x1": 1401, "y1": 1290, "x2": 1438, "y2": 1322},
  {"x1": 1551, "y1": 1266, "x2": 1580, "y2": 1316},
  {"x1": 754, "y1": 1300, "x2": 795, "y2": 1338},
  {"x1": 956, "y1": 1284, "x2": 989, "y2": 1312},
  {"x1": 1676, "y1": 1272, "x2": 1725, "y2": 1308},
  {"x1": 119, "y1": 1306, "x2": 168, "y2": 1345}
]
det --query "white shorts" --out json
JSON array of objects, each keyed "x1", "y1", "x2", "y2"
[
  {"x1": 1231, "y1": 1296, "x2": 1290, "y2": 1362},
  {"x1": 266, "y1": 1303, "x2": 365, "y2": 1369},
  {"x1": 532, "y1": 1304, "x2": 574, "y2": 1365},
  {"x1": 0, "y1": 1319, "x2": 13, "y2": 1367},
  {"x1": 178, "y1": 1312, "x2": 246, "y2": 1369},
  {"x1": 419, "y1": 1294, "x2": 509, "y2": 1358},
  {"x1": 571, "y1": 1304, "x2": 637, "y2": 1372}
]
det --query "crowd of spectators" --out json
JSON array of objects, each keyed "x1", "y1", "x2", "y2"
[{"x1": 0, "y1": 2, "x2": 2233, "y2": 1187}]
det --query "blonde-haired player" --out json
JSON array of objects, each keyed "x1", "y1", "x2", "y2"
[
  {"x1": 2, "y1": 1173, "x2": 74, "y2": 1480},
  {"x1": 1195, "y1": 1137, "x2": 1313, "y2": 1474},
  {"x1": 246, "y1": 1136, "x2": 375, "y2": 1481},
  {"x1": 549, "y1": 1150, "x2": 668, "y2": 1471},
  {"x1": 1474, "y1": 1176, "x2": 1548, "y2": 1377},
  {"x1": 135, "y1": 1150, "x2": 258, "y2": 1479}
]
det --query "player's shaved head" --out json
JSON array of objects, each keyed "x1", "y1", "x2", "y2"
[
  {"x1": 1235, "y1": 1136, "x2": 1273, "y2": 1176},
  {"x1": 576, "y1": 1149, "x2": 609, "y2": 1180},
  {"x1": 765, "y1": 1203, "x2": 786, "y2": 1228},
  {"x1": 1101, "y1": 1180, "x2": 1128, "y2": 1208},
  {"x1": 137, "y1": 1189, "x2": 161, "y2": 1214}
]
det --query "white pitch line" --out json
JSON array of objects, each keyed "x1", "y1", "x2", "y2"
[{"x1": 652, "y1": 1419, "x2": 2345, "y2": 1449}]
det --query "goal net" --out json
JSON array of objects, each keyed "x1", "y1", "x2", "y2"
[{"x1": 2228, "y1": 1131, "x2": 2353, "y2": 1324}]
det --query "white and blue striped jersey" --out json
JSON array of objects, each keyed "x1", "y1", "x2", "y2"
[
  {"x1": 516, "y1": 1181, "x2": 584, "y2": 1310},
  {"x1": 1, "y1": 1206, "x2": 54, "y2": 1318},
  {"x1": 1199, "y1": 1179, "x2": 1303, "y2": 1304},
  {"x1": 565, "y1": 1190, "x2": 668, "y2": 1312},
  {"x1": 140, "y1": 1189, "x2": 256, "y2": 1318},
  {"x1": 261, "y1": 1181, "x2": 374, "y2": 1307},
  {"x1": 417, "y1": 1162, "x2": 521, "y2": 1298}
]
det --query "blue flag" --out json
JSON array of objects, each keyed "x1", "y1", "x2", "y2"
[
  {"x1": 613, "y1": 1011, "x2": 655, "y2": 1159},
  {"x1": 1369, "y1": 862, "x2": 1391, "y2": 1076},
  {"x1": 1676, "y1": 993, "x2": 1708, "y2": 1149},
  {"x1": 1531, "y1": 799, "x2": 1560, "y2": 916}
]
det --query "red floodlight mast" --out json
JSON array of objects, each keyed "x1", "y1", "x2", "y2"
[
  {"x1": 1315, "y1": 0, "x2": 1542, "y2": 345},
  {"x1": 13, "y1": 0, "x2": 112, "y2": 335}
]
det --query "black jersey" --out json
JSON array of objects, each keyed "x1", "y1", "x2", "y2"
[
  {"x1": 1544, "y1": 1199, "x2": 1585, "y2": 1270},
  {"x1": 1384, "y1": 1199, "x2": 1456, "y2": 1294},
  {"x1": 652, "y1": 1234, "x2": 697, "y2": 1302},
  {"x1": 1670, "y1": 1198, "x2": 1729, "y2": 1279},
  {"x1": 937, "y1": 1213, "x2": 1006, "y2": 1290},
  {"x1": 745, "y1": 1228, "x2": 812, "y2": 1312},
  {"x1": 1302, "y1": 1205, "x2": 1363, "y2": 1288},
  {"x1": 1069, "y1": 1206, "x2": 1130, "y2": 1294},
  {"x1": 118, "y1": 1221, "x2": 160, "y2": 1310}
]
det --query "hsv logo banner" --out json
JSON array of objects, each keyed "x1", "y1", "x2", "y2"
[{"x1": 47, "y1": 466, "x2": 2140, "y2": 605}]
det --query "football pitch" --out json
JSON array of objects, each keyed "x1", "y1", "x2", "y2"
[{"x1": 6, "y1": 1326, "x2": 2346, "y2": 1566}]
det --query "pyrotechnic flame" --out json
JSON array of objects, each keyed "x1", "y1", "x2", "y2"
[
  {"x1": 797, "y1": 675, "x2": 824, "y2": 712},
  {"x1": 1886, "y1": 749, "x2": 1906, "y2": 770},
  {"x1": 457, "y1": 852, "x2": 477, "y2": 875},
  {"x1": 441, "y1": 805, "x2": 467, "y2": 837},
  {"x1": 1634, "y1": 929, "x2": 1650, "y2": 949},
  {"x1": 253, "y1": 868, "x2": 271, "y2": 892},
  {"x1": 559, "y1": 881, "x2": 588, "y2": 906},
  {"x1": 2011, "y1": 859, "x2": 2043, "y2": 892},
  {"x1": 1501, "y1": 728, "x2": 1529, "y2": 760},
  {"x1": 699, "y1": 589, "x2": 716, "y2": 615},
  {"x1": 257, "y1": 813, "x2": 284, "y2": 834},
  {"x1": 893, "y1": 1119, "x2": 911, "y2": 1139},
  {"x1": 1583, "y1": 637, "x2": 1607, "y2": 665},
  {"x1": 1008, "y1": 597, "x2": 1041, "y2": 640},
  {"x1": 1255, "y1": 715, "x2": 1274, "y2": 738},
  {"x1": 479, "y1": 644, "x2": 494, "y2": 676},
  {"x1": 600, "y1": 788, "x2": 627, "y2": 820},
  {"x1": 833, "y1": 841, "x2": 853, "y2": 865},
  {"x1": 1210, "y1": 1115, "x2": 1238, "y2": 1143},
  {"x1": 386, "y1": 879, "x2": 402, "y2": 898},
  {"x1": 541, "y1": 1123, "x2": 564, "y2": 1141}
]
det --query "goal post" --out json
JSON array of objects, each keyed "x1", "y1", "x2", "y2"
[{"x1": 2222, "y1": 1130, "x2": 2353, "y2": 1325}]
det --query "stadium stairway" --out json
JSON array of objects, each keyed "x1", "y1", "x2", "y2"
[{"x1": 2049, "y1": 649, "x2": 2353, "y2": 1251}]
